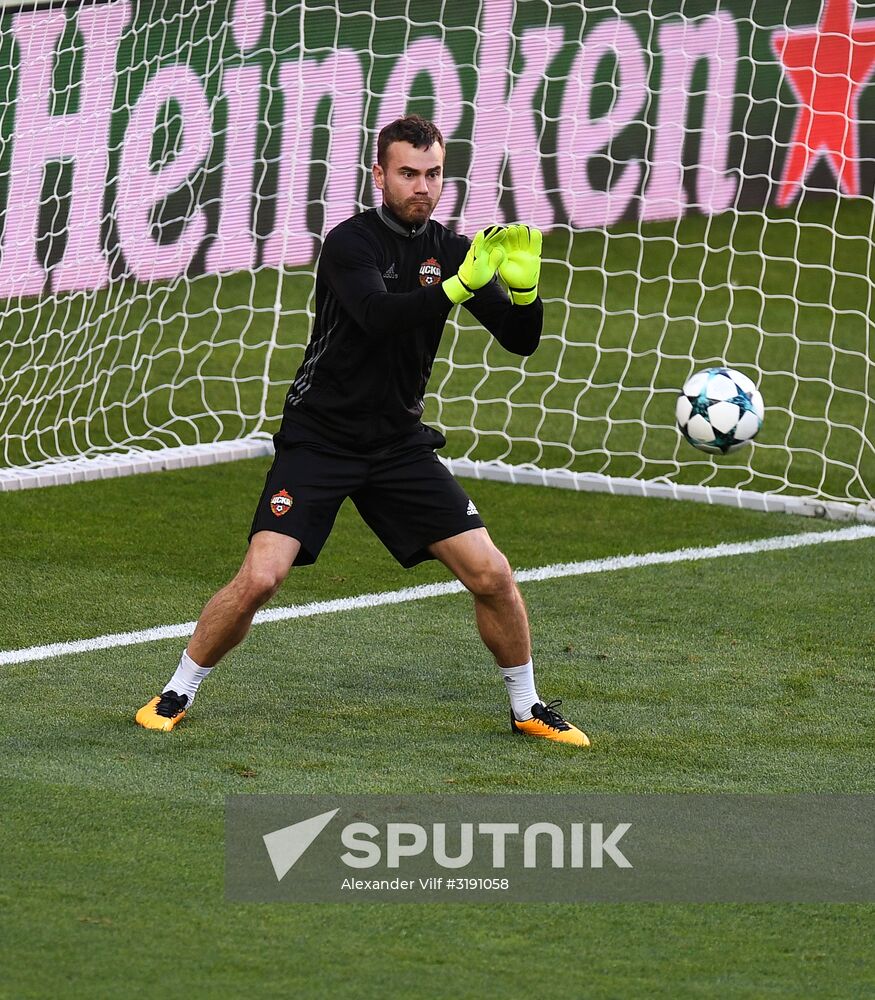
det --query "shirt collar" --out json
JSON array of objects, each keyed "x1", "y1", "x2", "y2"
[{"x1": 376, "y1": 203, "x2": 428, "y2": 239}]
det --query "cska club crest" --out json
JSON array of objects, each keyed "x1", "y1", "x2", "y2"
[
  {"x1": 419, "y1": 258, "x2": 441, "y2": 286},
  {"x1": 270, "y1": 489, "x2": 293, "y2": 517}
]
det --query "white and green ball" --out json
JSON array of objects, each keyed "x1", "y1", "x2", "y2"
[{"x1": 676, "y1": 367, "x2": 764, "y2": 454}]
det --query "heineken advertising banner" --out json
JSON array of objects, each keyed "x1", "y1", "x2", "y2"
[{"x1": 0, "y1": 0, "x2": 872, "y2": 299}]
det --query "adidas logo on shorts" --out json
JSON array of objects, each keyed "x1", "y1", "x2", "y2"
[{"x1": 466, "y1": 499, "x2": 478, "y2": 516}]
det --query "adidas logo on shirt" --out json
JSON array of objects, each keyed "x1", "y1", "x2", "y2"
[
  {"x1": 382, "y1": 262, "x2": 398, "y2": 279},
  {"x1": 466, "y1": 499, "x2": 478, "y2": 516}
]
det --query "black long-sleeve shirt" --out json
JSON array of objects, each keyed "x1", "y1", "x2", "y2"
[{"x1": 283, "y1": 205, "x2": 543, "y2": 448}]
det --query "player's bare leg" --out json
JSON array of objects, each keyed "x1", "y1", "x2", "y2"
[
  {"x1": 188, "y1": 532, "x2": 301, "y2": 666},
  {"x1": 429, "y1": 527, "x2": 590, "y2": 746},
  {"x1": 429, "y1": 527, "x2": 529, "y2": 666},
  {"x1": 135, "y1": 532, "x2": 300, "y2": 730}
]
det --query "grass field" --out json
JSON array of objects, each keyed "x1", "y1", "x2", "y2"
[
  {"x1": 3, "y1": 197, "x2": 874, "y2": 502},
  {"x1": 1, "y1": 461, "x2": 874, "y2": 998}
]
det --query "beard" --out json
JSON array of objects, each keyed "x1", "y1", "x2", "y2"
[{"x1": 383, "y1": 187, "x2": 438, "y2": 225}]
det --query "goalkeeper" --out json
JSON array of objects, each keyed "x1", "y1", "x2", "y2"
[{"x1": 136, "y1": 114, "x2": 589, "y2": 747}]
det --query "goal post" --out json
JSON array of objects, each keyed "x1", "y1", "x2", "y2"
[{"x1": 0, "y1": 0, "x2": 873, "y2": 523}]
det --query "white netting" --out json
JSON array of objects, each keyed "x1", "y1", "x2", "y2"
[{"x1": 0, "y1": 0, "x2": 873, "y2": 516}]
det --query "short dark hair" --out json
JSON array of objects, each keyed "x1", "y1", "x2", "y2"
[{"x1": 377, "y1": 115, "x2": 444, "y2": 168}]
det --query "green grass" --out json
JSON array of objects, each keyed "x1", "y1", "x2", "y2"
[
  {"x1": 1, "y1": 466, "x2": 874, "y2": 998},
  {"x1": 2, "y1": 197, "x2": 874, "y2": 501}
]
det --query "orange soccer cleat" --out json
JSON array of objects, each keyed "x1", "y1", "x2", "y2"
[
  {"x1": 135, "y1": 690, "x2": 188, "y2": 732},
  {"x1": 511, "y1": 700, "x2": 590, "y2": 747}
]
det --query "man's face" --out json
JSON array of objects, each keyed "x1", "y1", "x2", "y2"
[{"x1": 373, "y1": 141, "x2": 444, "y2": 225}]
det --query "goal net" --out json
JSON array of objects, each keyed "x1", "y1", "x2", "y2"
[{"x1": 1, "y1": 0, "x2": 873, "y2": 521}]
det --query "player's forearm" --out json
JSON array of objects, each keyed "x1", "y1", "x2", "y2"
[
  {"x1": 464, "y1": 285, "x2": 543, "y2": 356},
  {"x1": 354, "y1": 285, "x2": 448, "y2": 336},
  {"x1": 489, "y1": 297, "x2": 543, "y2": 356}
]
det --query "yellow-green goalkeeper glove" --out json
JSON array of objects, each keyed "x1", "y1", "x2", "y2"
[
  {"x1": 443, "y1": 226, "x2": 507, "y2": 305},
  {"x1": 498, "y1": 224, "x2": 542, "y2": 305}
]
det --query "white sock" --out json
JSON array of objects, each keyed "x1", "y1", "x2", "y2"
[
  {"x1": 163, "y1": 650, "x2": 213, "y2": 707},
  {"x1": 501, "y1": 660, "x2": 540, "y2": 721}
]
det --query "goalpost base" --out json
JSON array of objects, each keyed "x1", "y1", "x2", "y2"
[
  {"x1": 444, "y1": 458, "x2": 875, "y2": 524},
  {"x1": 2, "y1": 438, "x2": 874, "y2": 525},
  {"x1": 0, "y1": 438, "x2": 275, "y2": 491}
]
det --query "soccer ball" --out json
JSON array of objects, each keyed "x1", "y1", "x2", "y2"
[{"x1": 676, "y1": 367, "x2": 764, "y2": 454}]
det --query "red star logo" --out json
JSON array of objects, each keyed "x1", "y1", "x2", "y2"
[{"x1": 772, "y1": 0, "x2": 875, "y2": 206}]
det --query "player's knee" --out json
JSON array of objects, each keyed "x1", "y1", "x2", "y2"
[
  {"x1": 236, "y1": 564, "x2": 286, "y2": 608},
  {"x1": 467, "y1": 550, "x2": 515, "y2": 599}
]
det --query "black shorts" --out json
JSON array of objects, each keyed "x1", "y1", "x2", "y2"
[{"x1": 249, "y1": 419, "x2": 485, "y2": 567}]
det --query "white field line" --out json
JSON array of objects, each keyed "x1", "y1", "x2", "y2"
[{"x1": 3, "y1": 524, "x2": 874, "y2": 667}]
